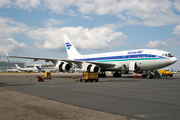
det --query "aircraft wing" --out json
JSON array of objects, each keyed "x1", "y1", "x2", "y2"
[
  {"x1": 7, "y1": 54, "x2": 115, "y2": 67},
  {"x1": 3, "y1": 49, "x2": 116, "y2": 68}
]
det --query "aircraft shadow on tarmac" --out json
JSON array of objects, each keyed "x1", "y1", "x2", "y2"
[
  {"x1": 0, "y1": 82, "x2": 33, "y2": 87},
  {"x1": 100, "y1": 75, "x2": 179, "y2": 82},
  {"x1": 101, "y1": 80, "x2": 142, "y2": 82}
]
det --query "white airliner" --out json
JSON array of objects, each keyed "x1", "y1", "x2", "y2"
[
  {"x1": 36, "y1": 66, "x2": 56, "y2": 72},
  {"x1": 15, "y1": 64, "x2": 38, "y2": 72},
  {"x1": 3, "y1": 35, "x2": 177, "y2": 78},
  {"x1": 6, "y1": 67, "x2": 19, "y2": 72}
]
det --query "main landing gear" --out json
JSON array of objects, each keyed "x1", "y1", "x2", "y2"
[
  {"x1": 98, "y1": 71, "x2": 106, "y2": 78},
  {"x1": 113, "y1": 71, "x2": 122, "y2": 77}
]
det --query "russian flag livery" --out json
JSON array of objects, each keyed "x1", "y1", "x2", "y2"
[{"x1": 65, "y1": 42, "x2": 72, "y2": 50}]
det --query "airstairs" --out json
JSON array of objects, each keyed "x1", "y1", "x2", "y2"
[
  {"x1": 134, "y1": 70, "x2": 143, "y2": 79},
  {"x1": 134, "y1": 70, "x2": 162, "y2": 79},
  {"x1": 153, "y1": 70, "x2": 162, "y2": 77}
]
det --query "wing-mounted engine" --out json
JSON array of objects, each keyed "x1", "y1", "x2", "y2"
[
  {"x1": 114, "y1": 63, "x2": 122, "y2": 70},
  {"x1": 55, "y1": 60, "x2": 72, "y2": 72},
  {"x1": 81, "y1": 63, "x2": 101, "y2": 73}
]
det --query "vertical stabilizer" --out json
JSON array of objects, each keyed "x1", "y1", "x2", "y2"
[
  {"x1": 63, "y1": 35, "x2": 82, "y2": 59},
  {"x1": 15, "y1": 64, "x2": 20, "y2": 69}
]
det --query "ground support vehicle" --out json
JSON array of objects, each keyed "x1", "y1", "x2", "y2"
[
  {"x1": 159, "y1": 70, "x2": 173, "y2": 77},
  {"x1": 36, "y1": 76, "x2": 44, "y2": 82},
  {"x1": 80, "y1": 72, "x2": 99, "y2": 82},
  {"x1": 44, "y1": 72, "x2": 51, "y2": 79}
]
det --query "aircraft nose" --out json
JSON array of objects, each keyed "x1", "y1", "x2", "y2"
[{"x1": 170, "y1": 57, "x2": 177, "y2": 64}]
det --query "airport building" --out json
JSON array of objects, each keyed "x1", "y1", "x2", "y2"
[{"x1": 0, "y1": 61, "x2": 25, "y2": 72}]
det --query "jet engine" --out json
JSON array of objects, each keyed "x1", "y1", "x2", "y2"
[
  {"x1": 114, "y1": 63, "x2": 122, "y2": 70},
  {"x1": 55, "y1": 61, "x2": 72, "y2": 72},
  {"x1": 81, "y1": 63, "x2": 101, "y2": 73}
]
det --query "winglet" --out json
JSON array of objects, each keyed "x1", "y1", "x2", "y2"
[{"x1": 2, "y1": 48, "x2": 9, "y2": 57}]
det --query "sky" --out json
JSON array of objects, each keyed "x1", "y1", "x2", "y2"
[{"x1": 0, "y1": 0, "x2": 180, "y2": 70}]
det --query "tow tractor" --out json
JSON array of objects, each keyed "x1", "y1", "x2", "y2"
[
  {"x1": 159, "y1": 70, "x2": 173, "y2": 77},
  {"x1": 80, "y1": 72, "x2": 99, "y2": 82},
  {"x1": 44, "y1": 72, "x2": 51, "y2": 79}
]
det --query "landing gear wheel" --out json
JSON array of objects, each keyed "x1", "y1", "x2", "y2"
[
  {"x1": 147, "y1": 75, "x2": 150, "y2": 79},
  {"x1": 99, "y1": 72, "x2": 106, "y2": 78}
]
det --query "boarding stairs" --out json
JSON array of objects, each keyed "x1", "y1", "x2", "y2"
[
  {"x1": 153, "y1": 70, "x2": 162, "y2": 78},
  {"x1": 134, "y1": 70, "x2": 143, "y2": 79},
  {"x1": 134, "y1": 70, "x2": 162, "y2": 79}
]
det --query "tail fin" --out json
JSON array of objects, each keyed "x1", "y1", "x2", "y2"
[
  {"x1": 36, "y1": 66, "x2": 43, "y2": 70},
  {"x1": 34, "y1": 65, "x2": 37, "y2": 69},
  {"x1": 63, "y1": 35, "x2": 82, "y2": 59},
  {"x1": 36, "y1": 66, "x2": 40, "y2": 69},
  {"x1": 7, "y1": 67, "x2": 9, "y2": 70},
  {"x1": 15, "y1": 64, "x2": 20, "y2": 69}
]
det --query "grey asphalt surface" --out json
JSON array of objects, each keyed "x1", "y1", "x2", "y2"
[{"x1": 0, "y1": 73, "x2": 180, "y2": 120}]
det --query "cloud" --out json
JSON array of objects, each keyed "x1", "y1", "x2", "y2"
[
  {"x1": 81, "y1": 15, "x2": 93, "y2": 20},
  {"x1": 0, "y1": 17, "x2": 31, "y2": 55},
  {"x1": 76, "y1": 0, "x2": 180, "y2": 27},
  {"x1": 15, "y1": 0, "x2": 41, "y2": 11},
  {"x1": 173, "y1": 0, "x2": 180, "y2": 11},
  {"x1": 145, "y1": 40, "x2": 168, "y2": 49},
  {"x1": 44, "y1": 18, "x2": 66, "y2": 27},
  {"x1": 0, "y1": 16, "x2": 127, "y2": 52},
  {"x1": 1, "y1": 0, "x2": 180, "y2": 27},
  {"x1": 172, "y1": 25, "x2": 180, "y2": 37},
  {"x1": 43, "y1": 0, "x2": 76, "y2": 16},
  {"x1": 103, "y1": 18, "x2": 140, "y2": 29},
  {"x1": 0, "y1": 38, "x2": 28, "y2": 54},
  {"x1": 0, "y1": 0, "x2": 41, "y2": 10},
  {"x1": 27, "y1": 26, "x2": 127, "y2": 50},
  {"x1": 0, "y1": 16, "x2": 29, "y2": 37},
  {"x1": 0, "y1": 0, "x2": 11, "y2": 8}
]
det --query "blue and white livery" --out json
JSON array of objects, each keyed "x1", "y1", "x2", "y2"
[{"x1": 3, "y1": 35, "x2": 177, "y2": 78}]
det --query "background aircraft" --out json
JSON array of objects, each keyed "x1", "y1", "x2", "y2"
[
  {"x1": 6, "y1": 67, "x2": 19, "y2": 72},
  {"x1": 15, "y1": 64, "x2": 38, "y2": 72},
  {"x1": 36, "y1": 66, "x2": 56, "y2": 72},
  {"x1": 3, "y1": 35, "x2": 177, "y2": 78}
]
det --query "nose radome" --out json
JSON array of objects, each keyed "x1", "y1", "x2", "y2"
[{"x1": 170, "y1": 57, "x2": 177, "y2": 64}]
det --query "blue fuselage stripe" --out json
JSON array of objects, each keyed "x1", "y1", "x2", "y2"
[{"x1": 74, "y1": 54, "x2": 168, "y2": 62}]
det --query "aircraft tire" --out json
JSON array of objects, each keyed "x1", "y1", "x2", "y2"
[{"x1": 147, "y1": 75, "x2": 150, "y2": 79}]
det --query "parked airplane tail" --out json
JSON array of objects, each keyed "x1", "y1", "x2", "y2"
[
  {"x1": 15, "y1": 64, "x2": 20, "y2": 69},
  {"x1": 36, "y1": 66, "x2": 44, "y2": 70},
  {"x1": 63, "y1": 35, "x2": 82, "y2": 59},
  {"x1": 7, "y1": 67, "x2": 9, "y2": 70}
]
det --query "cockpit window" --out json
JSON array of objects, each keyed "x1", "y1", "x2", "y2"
[
  {"x1": 168, "y1": 53, "x2": 174, "y2": 57},
  {"x1": 162, "y1": 53, "x2": 174, "y2": 57}
]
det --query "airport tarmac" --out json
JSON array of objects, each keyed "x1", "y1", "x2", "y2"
[{"x1": 0, "y1": 73, "x2": 180, "y2": 120}]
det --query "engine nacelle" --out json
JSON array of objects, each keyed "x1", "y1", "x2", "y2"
[
  {"x1": 81, "y1": 63, "x2": 101, "y2": 73},
  {"x1": 55, "y1": 61, "x2": 72, "y2": 72},
  {"x1": 114, "y1": 63, "x2": 122, "y2": 70}
]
